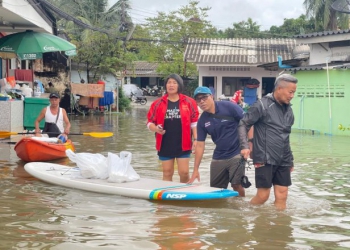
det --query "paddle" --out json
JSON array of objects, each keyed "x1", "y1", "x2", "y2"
[
  {"x1": 0, "y1": 141, "x2": 16, "y2": 144},
  {"x1": 0, "y1": 131, "x2": 114, "y2": 139}
]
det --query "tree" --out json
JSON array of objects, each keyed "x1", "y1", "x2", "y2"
[
  {"x1": 224, "y1": 18, "x2": 267, "y2": 38},
  {"x1": 142, "y1": 0, "x2": 217, "y2": 77},
  {"x1": 304, "y1": 0, "x2": 349, "y2": 30},
  {"x1": 46, "y1": 0, "x2": 133, "y2": 82},
  {"x1": 269, "y1": 15, "x2": 323, "y2": 37}
]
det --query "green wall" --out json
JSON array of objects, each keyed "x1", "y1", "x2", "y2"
[{"x1": 291, "y1": 69, "x2": 350, "y2": 136}]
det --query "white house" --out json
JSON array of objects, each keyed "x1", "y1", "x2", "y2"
[{"x1": 184, "y1": 38, "x2": 299, "y2": 100}]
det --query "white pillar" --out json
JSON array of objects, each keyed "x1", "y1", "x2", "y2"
[
  {"x1": 256, "y1": 76, "x2": 263, "y2": 99},
  {"x1": 217, "y1": 76, "x2": 223, "y2": 98}
]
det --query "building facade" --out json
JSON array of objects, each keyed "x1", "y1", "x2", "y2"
[
  {"x1": 184, "y1": 38, "x2": 298, "y2": 100},
  {"x1": 286, "y1": 30, "x2": 350, "y2": 136}
]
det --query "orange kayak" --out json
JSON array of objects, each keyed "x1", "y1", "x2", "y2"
[{"x1": 14, "y1": 137, "x2": 75, "y2": 162}]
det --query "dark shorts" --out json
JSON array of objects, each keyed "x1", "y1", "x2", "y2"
[
  {"x1": 210, "y1": 154, "x2": 244, "y2": 188},
  {"x1": 159, "y1": 153, "x2": 191, "y2": 161},
  {"x1": 255, "y1": 164, "x2": 292, "y2": 188}
]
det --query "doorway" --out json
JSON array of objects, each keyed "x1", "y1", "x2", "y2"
[{"x1": 262, "y1": 77, "x2": 275, "y2": 96}]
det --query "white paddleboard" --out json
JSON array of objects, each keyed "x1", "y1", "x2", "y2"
[{"x1": 24, "y1": 162, "x2": 238, "y2": 201}]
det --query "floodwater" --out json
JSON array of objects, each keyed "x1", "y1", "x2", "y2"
[{"x1": 1, "y1": 107, "x2": 350, "y2": 249}]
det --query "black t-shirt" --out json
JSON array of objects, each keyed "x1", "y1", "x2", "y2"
[{"x1": 158, "y1": 100, "x2": 190, "y2": 157}]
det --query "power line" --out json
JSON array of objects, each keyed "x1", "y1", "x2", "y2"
[
  {"x1": 32, "y1": 0, "x2": 295, "y2": 51},
  {"x1": 35, "y1": 0, "x2": 116, "y2": 35}
]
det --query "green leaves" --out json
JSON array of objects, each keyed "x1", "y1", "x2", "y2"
[
  {"x1": 304, "y1": 0, "x2": 349, "y2": 30},
  {"x1": 137, "y1": 0, "x2": 215, "y2": 77}
]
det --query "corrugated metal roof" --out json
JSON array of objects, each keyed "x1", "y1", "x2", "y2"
[
  {"x1": 294, "y1": 29, "x2": 350, "y2": 38},
  {"x1": 184, "y1": 38, "x2": 296, "y2": 65},
  {"x1": 125, "y1": 61, "x2": 161, "y2": 77}
]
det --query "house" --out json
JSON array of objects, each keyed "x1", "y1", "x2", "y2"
[
  {"x1": 125, "y1": 61, "x2": 163, "y2": 88},
  {"x1": 283, "y1": 30, "x2": 350, "y2": 136},
  {"x1": 184, "y1": 38, "x2": 299, "y2": 101}
]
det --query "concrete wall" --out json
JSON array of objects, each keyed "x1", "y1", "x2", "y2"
[
  {"x1": 0, "y1": 100, "x2": 23, "y2": 132},
  {"x1": 291, "y1": 69, "x2": 350, "y2": 136}
]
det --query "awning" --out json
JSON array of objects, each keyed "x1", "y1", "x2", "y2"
[{"x1": 257, "y1": 58, "x2": 307, "y2": 71}]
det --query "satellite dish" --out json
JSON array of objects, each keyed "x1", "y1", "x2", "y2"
[{"x1": 331, "y1": 0, "x2": 350, "y2": 14}]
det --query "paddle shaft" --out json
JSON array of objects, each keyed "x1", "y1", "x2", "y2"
[
  {"x1": 0, "y1": 141, "x2": 16, "y2": 144},
  {"x1": 0, "y1": 131, "x2": 113, "y2": 138}
]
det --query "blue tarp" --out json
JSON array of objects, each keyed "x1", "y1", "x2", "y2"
[
  {"x1": 99, "y1": 91, "x2": 114, "y2": 106},
  {"x1": 244, "y1": 87, "x2": 257, "y2": 106}
]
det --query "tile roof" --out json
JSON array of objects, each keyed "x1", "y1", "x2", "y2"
[
  {"x1": 125, "y1": 61, "x2": 161, "y2": 77},
  {"x1": 184, "y1": 38, "x2": 297, "y2": 65},
  {"x1": 294, "y1": 29, "x2": 350, "y2": 38}
]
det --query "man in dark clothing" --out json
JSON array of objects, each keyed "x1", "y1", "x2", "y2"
[
  {"x1": 238, "y1": 74, "x2": 298, "y2": 210},
  {"x1": 188, "y1": 86, "x2": 245, "y2": 196}
]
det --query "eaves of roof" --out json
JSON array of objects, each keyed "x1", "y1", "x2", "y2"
[
  {"x1": 284, "y1": 62, "x2": 350, "y2": 71},
  {"x1": 257, "y1": 58, "x2": 307, "y2": 70},
  {"x1": 125, "y1": 61, "x2": 162, "y2": 77}
]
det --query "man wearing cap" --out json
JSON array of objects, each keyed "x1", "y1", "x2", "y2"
[
  {"x1": 35, "y1": 92, "x2": 71, "y2": 141},
  {"x1": 188, "y1": 86, "x2": 246, "y2": 196}
]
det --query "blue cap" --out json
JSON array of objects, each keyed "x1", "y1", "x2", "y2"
[{"x1": 194, "y1": 86, "x2": 212, "y2": 98}]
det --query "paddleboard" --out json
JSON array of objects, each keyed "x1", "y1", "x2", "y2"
[{"x1": 24, "y1": 162, "x2": 238, "y2": 201}]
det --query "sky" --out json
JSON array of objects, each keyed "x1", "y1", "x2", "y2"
[{"x1": 109, "y1": 0, "x2": 306, "y2": 30}]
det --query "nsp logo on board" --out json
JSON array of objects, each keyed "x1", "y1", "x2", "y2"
[{"x1": 166, "y1": 193, "x2": 187, "y2": 199}]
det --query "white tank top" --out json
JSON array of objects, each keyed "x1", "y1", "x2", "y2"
[{"x1": 45, "y1": 106, "x2": 64, "y2": 133}]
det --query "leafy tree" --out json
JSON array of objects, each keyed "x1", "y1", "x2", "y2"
[
  {"x1": 141, "y1": 0, "x2": 217, "y2": 77},
  {"x1": 224, "y1": 18, "x2": 268, "y2": 38},
  {"x1": 47, "y1": 0, "x2": 133, "y2": 82},
  {"x1": 269, "y1": 15, "x2": 324, "y2": 37},
  {"x1": 304, "y1": 0, "x2": 349, "y2": 30},
  {"x1": 117, "y1": 86, "x2": 131, "y2": 111},
  {"x1": 124, "y1": 25, "x2": 155, "y2": 61}
]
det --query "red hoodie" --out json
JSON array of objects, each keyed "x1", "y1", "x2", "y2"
[{"x1": 147, "y1": 94, "x2": 198, "y2": 151}]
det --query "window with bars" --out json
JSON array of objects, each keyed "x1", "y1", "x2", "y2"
[{"x1": 296, "y1": 85, "x2": 345, "y2": 98}]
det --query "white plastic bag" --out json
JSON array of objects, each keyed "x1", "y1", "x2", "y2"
[
  {"x1": 66, "y1": 149, "x2": 108, "y2": 179},
  {"x1": 107, "y1": 151, "x2": 140, "y2": 183}
]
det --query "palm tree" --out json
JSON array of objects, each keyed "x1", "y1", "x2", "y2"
[
  {"x1": 46, "y1": 0, "x2": 133, "y2": 82},
  {"x1": 304, "y1": 0, "x2": 349, "y2": 30}
]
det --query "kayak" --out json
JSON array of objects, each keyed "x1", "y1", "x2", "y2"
[{"x1": 14, "y1": 137, "x2": 75, "y2": 162}]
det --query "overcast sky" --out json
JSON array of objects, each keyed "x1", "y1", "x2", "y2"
[{"x1": 109, "y1": 0, "x2": 306, "y2": 30}]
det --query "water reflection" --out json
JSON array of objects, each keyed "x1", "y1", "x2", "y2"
[
  {"x1": 1, "y1": 108, "x2": 350, "y2": 248},
  {"x1": 150, "y1": 209, "x2": 204, "y2": 249},
  {"x1": 247, "y1": 212, "x2": 293, "y2": 249}
]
